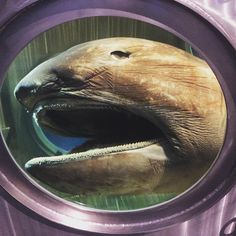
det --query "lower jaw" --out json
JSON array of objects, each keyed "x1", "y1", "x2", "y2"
[
  {"x1": 24, "y1": 140, "x2": 171, "y2": 196},
  {"x1": 25, "y1": 139, "x2": 159, "y2": 168}
]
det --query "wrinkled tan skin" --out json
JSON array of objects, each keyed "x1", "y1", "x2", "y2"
[{"x1": 15, "y1": 38, "x2": 226, "y2": 195}]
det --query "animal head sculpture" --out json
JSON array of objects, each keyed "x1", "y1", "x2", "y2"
[{"x1": 14, "y1": 38, "x2": 226, "y2": 195}]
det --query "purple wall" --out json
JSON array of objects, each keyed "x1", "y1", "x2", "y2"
[
  {"x1": 0, "y1": 0, "x2": 236, "y2": 235},
  {"x1": 1, "y1": 185, "x2": 236, "y2": 236}
]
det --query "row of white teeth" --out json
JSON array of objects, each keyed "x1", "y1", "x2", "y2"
[
  {"x1": 25, "y1": 139, "x2": 158, "y2": 168},
  {"x1": 37, "y1": 103, "x2": 120, "y2": 111}
]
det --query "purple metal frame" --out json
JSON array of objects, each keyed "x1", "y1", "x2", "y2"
[{"x1": 0, "y1": 0, "x2": 236, "y2": 234}]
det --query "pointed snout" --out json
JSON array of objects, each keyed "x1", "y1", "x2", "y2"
[
  {"x1": 14, "y1": 69, "x2": 61, "y2": 111},
  {"x1": 14, "y1": 76, "x2": 40, "y2": 110},
  {"x1": 14, "y1": 84, "x2": 31, "y2": 103}
]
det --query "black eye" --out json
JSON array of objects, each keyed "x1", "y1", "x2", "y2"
[{"x1": 110, "y1": 51, "x2": 131, "y2": 59}]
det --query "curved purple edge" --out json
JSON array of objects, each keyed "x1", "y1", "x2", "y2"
[{"x1": 0, "y1": 0, "x2": 236, "y2": 234}]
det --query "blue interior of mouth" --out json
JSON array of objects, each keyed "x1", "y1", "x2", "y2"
[
  {"x1": 32, "y1": 115, "x2": 88, "y2": 153},
  {"x1": 43, "y1": 130, "x2": 87, "y2": 152}
]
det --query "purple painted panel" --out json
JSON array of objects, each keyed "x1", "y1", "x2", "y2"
[
  {"x1": 0, "y1": 187, "x2": 89, "y2": 236},
  {"x1": 0, "y1": 0, "x2": 38, "y2": 26},
  {"x1": 0, "y1": 0, "x2": 236, "y2": 235},
  {"x1": 0, "y1": 197, "x2": 15, "y2": 236},
  {"x1": 177, "y1": 0, "x2": 236, "y2": 49},
  {"x1": 1, "y1": 185, "x2": 236, "y2": 235}
]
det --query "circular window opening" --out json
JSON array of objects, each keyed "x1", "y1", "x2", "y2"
[{"x1": 0, "y1": 16, "x2": 226, "y2": 211}]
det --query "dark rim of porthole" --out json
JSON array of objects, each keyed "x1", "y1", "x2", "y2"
[{"x1": 0, "y1": 0, "x2": 236, "y2": 234}]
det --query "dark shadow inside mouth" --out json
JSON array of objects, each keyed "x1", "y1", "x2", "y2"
[{"x1": 36, "y1": 103, "x2": 165, "y2": 152}]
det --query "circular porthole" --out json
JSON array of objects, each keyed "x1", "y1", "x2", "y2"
[
  {"x1": 2, "y1": 16, "x2": 213, "y2": 211},
  {"x1": 0, "y1": 0, "x2": 236, "y2": 234}
]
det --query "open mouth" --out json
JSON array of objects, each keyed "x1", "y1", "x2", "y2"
[{"x1": 33, "y1": 98, "x2": 165, "y2": 158}]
